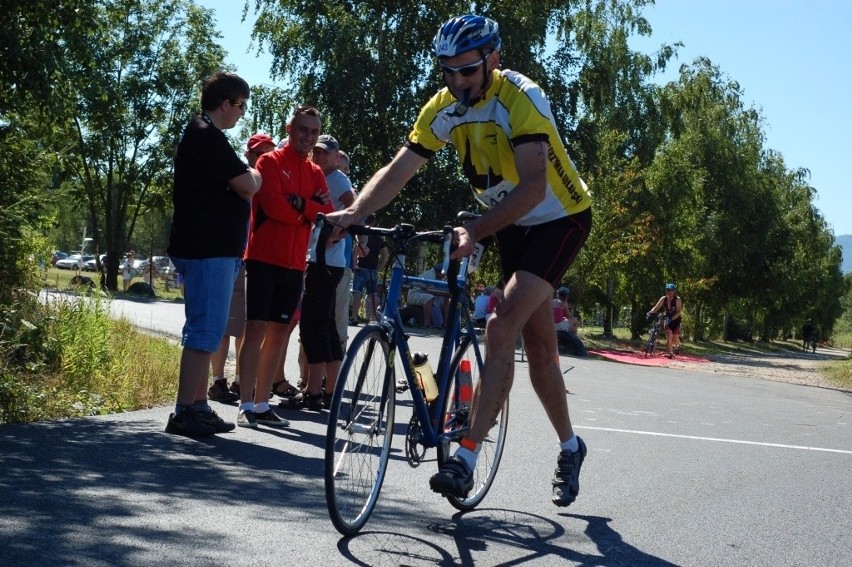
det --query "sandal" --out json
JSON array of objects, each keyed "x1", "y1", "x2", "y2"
[
  {"x1": 278, "y1": 390, "x2": 325, "y2": 411},
  {"x1": 271, "y1": 380, "x2": 298, "y2": 398}
]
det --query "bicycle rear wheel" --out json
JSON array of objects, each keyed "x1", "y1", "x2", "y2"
[
  {"x1": 437, "y1": 336, "x2": 508, "y2": 511},
  {"x1": 325, "y1": 325, "x2": 396, "y2": 536}
]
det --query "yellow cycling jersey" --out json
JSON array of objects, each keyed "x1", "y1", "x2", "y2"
[{"x1": 406, "y1": 69, "x2": 592, "y2": 226}]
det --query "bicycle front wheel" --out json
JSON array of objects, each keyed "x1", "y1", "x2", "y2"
[
  {"x1": 324, "y1": 325, "x2": 396, "y2": 536},
  {"x1": 645, "y1": 327, "x2": 657, "y2": 357},
  {"x1": 437, "y1": 336, "x2": 508, "y2": 511}
]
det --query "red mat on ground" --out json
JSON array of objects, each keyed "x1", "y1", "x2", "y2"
[{"x1": 588, "y1": 349, "x2": 709, "y2": 367}]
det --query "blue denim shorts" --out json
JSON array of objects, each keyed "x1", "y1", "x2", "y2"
[
  {"x1": 170, "y1": 256, "x2": 241, "y2": 352},
  {"x1": 352, "y1": 268, "x2": 379, "y2": 295}
]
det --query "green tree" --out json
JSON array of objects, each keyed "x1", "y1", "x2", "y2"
[
  {"x1": 1, "y1": 2, "x2": 100, "y2": 302},
  {"x1": 56, "y1": 0, "x2": 226, "y2": 290},
  {"x1": 1, "y1": 2, "x2": 98, "y2": 114}
]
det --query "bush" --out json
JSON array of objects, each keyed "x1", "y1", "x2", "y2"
[{"x1": 0, "y1": 290, "x2": 180, "y2": 424}]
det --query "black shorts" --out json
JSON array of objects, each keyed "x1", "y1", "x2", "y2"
[
  {"x1": 496, "y1": 207, "x2": 592, "y2": 288},
  {"x1": 666, "y1": 317, "x2": 681, "y2": 334},
  {"x1": 244, "y1": 260, "x2": 304, "y2": 323},
  {"x1": 300, "y1": 262, "x2": 344, "y2": 364}
]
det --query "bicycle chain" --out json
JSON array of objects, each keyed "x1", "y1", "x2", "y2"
[{"x1": 404, "y1": 413, "x2": 426, "y2": 467}]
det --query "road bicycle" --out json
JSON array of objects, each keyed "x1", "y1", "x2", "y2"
[
  {"x1": 644, "y1": 313, "x2": 667, "y2": 357},
  {"x1": 318, "y1": 214, "x2": 508, "y2": 536}
]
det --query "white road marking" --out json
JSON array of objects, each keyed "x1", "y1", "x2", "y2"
[{"x1": 575, "y1": 425, "x2": 852, "y2": 455}]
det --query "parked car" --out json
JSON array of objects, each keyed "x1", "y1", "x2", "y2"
[
  {"x1": 84, "y1": 254, "x2": 108, "y2": 272},
  {"x1": 51, "y1": 251, "x2": 69, "y2": 266},
  {"x1": 55, "y1": 254, "x2": 95, "y2": 270},
  {"x1": 135, "y1": 256, "x2": 174, "y2": 275}
]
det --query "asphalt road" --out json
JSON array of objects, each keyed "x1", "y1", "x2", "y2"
[{"x1": 2, "y1": 297, "x2": 850, "y2": 566}]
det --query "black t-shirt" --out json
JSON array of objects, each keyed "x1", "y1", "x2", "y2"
[
  {"x1": 167, "y1": 115, "x2": 250, "y2": 259},
  {"x1": 356, "y1": 234, "x2": 386, "y2": 270}
]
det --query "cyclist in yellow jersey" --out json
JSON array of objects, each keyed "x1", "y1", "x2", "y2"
[{"x1": 328, "y1": 14, "x2": 592, "y2": 507}]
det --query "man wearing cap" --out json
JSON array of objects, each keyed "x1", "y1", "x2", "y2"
[
  {"x1": 207, "y1": 133, "x2": 277, "y2": 404},
  {"x1": 245, "y1": 133, "x2": 276, "y2": 166},
  {"x1": 236, "y1": 106, "x2": 333, "y2": 428},
  {"x1": 312, "y1": 135, "x2": 357, "y2": 350},
  {"x1": 280, "y1": 134, "x2": 356, "y2": 411}
]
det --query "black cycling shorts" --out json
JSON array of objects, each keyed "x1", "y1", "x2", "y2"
[
  {"x1": 666, "y1": 316, "x2": 681, "y2": 334},
  {"x1": 496, "y1": 207, "x2": 592, "y2": 288}
]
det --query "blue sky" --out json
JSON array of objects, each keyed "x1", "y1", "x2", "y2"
[{"x1": 201, "y1": 0, "x2": 851, "y2": 236}]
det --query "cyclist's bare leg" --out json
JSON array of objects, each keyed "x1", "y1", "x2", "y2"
[
  {"x1": 664, "y1": 328, "x2": 674, "y2": 355},
  {"x1": 466, "y1": 270, "x2": 553, "y2": 444},
  {"x1": 522, "y1": 297, "x2": 573, "y2": 443}
]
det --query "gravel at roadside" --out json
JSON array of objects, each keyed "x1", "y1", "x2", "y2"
[{"x1": 670, "y1": 345, "x2": 851, "y2": 391}]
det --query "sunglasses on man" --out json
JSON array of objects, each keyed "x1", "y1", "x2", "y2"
[{"x1": 440, "y1": 51, "x2": 492, "y2": 78}]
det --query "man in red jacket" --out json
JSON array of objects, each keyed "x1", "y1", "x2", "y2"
[{"x1": 236, "y1": 105, "x2": 333, "y2": 429}]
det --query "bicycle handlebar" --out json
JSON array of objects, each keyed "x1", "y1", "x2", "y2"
[{"x1": 315, "y1": 213, "x2": 462, "y2": 294}]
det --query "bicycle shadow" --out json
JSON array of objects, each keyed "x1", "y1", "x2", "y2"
[{"x1": 334, "y1": 509, "x2": 678, "y2": 566}]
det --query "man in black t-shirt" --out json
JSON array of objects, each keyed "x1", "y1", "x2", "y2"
[
  {"x1": 350, "y1": 214, "x2": 388, "y2": 323},
  {"x1": 165, "y1": 72, "x2": 262, "y2": 438}
]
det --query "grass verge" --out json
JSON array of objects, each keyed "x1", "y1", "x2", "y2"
[{"x1": 1, "y1": 291, "x2": 179, "y2": 424}]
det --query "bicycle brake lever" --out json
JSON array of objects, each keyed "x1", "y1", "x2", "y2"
[{"x1": 441, "y1": 226, "x2": 452, "y2": 276}]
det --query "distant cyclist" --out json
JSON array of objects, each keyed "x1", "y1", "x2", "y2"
[
  {"x1": 327, "y1": 14, "x2": 593, "y2": 507},
  {"x1": 647, "y1": 282, "x2": 682, "y2": 358}
]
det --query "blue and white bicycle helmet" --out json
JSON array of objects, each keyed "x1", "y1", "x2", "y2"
[
  {"x1": 433, "y1": 15, "x2": 502, "y2": 58},
  {"x1": 665, "y1": 282, "x2": 676, "y2": 291},
  {"x1": 556, "y1": 286, "x2": 570, "y2": 299}
]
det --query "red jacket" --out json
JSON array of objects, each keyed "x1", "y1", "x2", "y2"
[{"x1": 245, "y1": 144, "x2": 333, "y2": 270}]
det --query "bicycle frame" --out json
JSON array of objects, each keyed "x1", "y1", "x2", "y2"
[
  {"x1": 323, "y1": 215, "x2": 508, "y2": 535},
  {"x1": 645, "y1": 313, "x2": 666, "y2": 356},
  {"x1": 376, "y1": 231, "x2": 485, "y2": 449}
]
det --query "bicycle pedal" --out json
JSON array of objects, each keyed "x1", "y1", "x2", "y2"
[{"x1": 395, "y1": 379, "x2": 409, "y2": 393}]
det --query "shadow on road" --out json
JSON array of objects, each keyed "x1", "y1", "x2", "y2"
[
  {"x1": 0, "y1": 415, "x2": 329, "y2": 564},
  {"x1": 331, "y1": 508, "x2": 677, "y2": 566}
]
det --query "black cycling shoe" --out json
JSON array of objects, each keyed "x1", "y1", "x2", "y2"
[
  {"x1": 429, "y1": 456, "x2": 474, "y2": 498},
  {"x1": 552, "y1": 436, "x2": 587, "y2": 507}
]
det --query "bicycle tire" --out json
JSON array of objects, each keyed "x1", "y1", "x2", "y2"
[
  {"x1": 644, "y1": 325, "x2": 658, "y2": 357},
  {"x1": 325, "y1": 325, "x2": 396, "y2": 536},
  {"x1": 436, "y1": 335, "x2": 508, "y2": 511}
]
